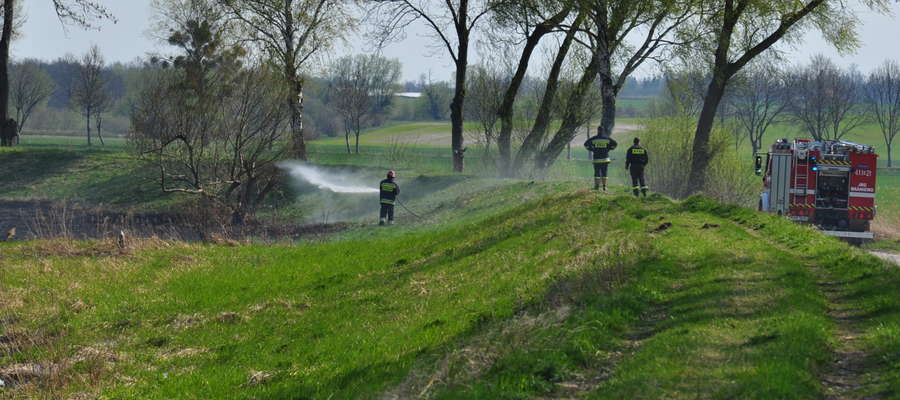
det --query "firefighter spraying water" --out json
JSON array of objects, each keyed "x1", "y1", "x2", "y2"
[
  {"x1": 379, "y1": 170, "x2": 400, "y2": 225},
  {"x1": 757, "y1": 139, "x2": 878, "y2": 242},
  {"x1": 279, "y1": 163, "x2": 418, "y2": 224}
]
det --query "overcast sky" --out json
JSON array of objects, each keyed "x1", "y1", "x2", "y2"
[{"x1": 14, "y1": 1, "x2": 900, "y2": 82}]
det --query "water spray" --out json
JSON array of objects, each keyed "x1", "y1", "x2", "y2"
[
  {"x1": 278, "y1": 162, "x2": 377, "y2": 194},
  {"x1": 278, "y1": 162, "x2": 424, "y2": 222}
]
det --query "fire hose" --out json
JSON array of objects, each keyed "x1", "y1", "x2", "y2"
[{"x1": 397, "y1": 200, "x2": 424, "y2": 220}]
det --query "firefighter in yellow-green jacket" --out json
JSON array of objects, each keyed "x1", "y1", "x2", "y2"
[
  {"x1": 379, "y1": 170, "x2": 400, "y2": 225},
  {"x1": 583, "y1": 128, "x2": 618, "y2": 191},
  {"x1": 625, "y1": 137, "x2": 649, "y2": 197}
]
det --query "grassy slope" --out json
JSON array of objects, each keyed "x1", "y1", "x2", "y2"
[
  {"x1": 0, "y1": 146, "x2": 175, "y2": 210},
  {"x1": 2, "y1": 184, "x2": 899, "y2": 399}
]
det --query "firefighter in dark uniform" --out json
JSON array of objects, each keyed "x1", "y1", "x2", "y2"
[
  {"x1": 379, "y1": 170, "x2": 400, "y2": 225},
  {"x1": 583, "y1": 128, "x2": 618, "y2": 191},
  {"x1": 625, "y1": 137, "x2": 649, "y2": 197}
]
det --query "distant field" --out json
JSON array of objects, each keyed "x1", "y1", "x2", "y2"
[
  {"x1": 0, "y1": 146, "x2": 177, "y2": 210},
  {"x1": 311, "y1": 119, "x2": 642, "y2": 149},
  {"x1": 616, "y1": 96, "x2": 654, "y2": 111},
  {"x1": 313, "y1": 122, "x2": 457, "y2": 147},
  {"x1": 17, "y1": 135, "x2": 128, "y2": 148}
]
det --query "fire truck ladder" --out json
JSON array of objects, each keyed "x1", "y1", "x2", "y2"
[{"x1": 794, "y1": 156, "x2": 811, "y2": 206}]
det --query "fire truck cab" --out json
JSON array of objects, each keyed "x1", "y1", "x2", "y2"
[{"x1": 757, "y1": 139, "x2": 878, "y2": 241}]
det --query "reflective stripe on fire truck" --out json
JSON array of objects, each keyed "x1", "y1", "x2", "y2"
[
  {"x1": 849, "y1": 192, "x2": 876, "y2": 198},
  {"x1": 848, "y1": 206, "x2": 875, "y2": 212},
  {"x1": 790, "y1": 203, "x2": 815, "y2": 208},
  {"x1": 789, "y1": 189, "x2": 816, "y2": 195},
  {"x1": 817, "y1": 160, "x2": 852, "y2": 165}
]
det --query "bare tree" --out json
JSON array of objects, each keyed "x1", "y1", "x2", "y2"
[
  {"x1": 0, "y1": 0, "x2": 112, "y2": 147},
  {"x1": 217, "y1": 0, "x2": 353, "y2": 160},
  {"x1": 10, "y1": 60, "x2": 55, "y2": 139},
  {"x1": 369, "y1": 0, "x2": 509, "y2": 172},
  {"x1": 333, "y1": 66, "x2": 367, "y2": 154},
  {"x1": 131, "y1": 19, "x2": 290, "y2": 223},
  {"x1": 661, "y1": 67, "x2": 709, "y2": 117},
  {"x1": 71, "y1": 45, "x2": 109, "y2": 146},
  {"x1": 366, "y1": 56, "x2": 402, "y2": 127},
  {"x1": 420, "y1": 76, "x2": 452, "y2": 120},
  {"x1": 326, "y1": 54, "x2": 401, "y2": 154},
  {"x1": 728, "y1": 61, "x2": 787, "y2": 155},
  {"x1": 464, "y1": 63, "x2": 506, "y2": 156},
  {"x1": 93, "y1": 80, "x2": 115, "y2": 144},
  {"x1": 865, "y1": 60, "x2": 900, "y2": 167},
  {"x1": 785, "y1": 55, "x2": 867, "y2": 142}
]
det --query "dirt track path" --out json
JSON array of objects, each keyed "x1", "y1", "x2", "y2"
[
  {"x1": 544, "y1": 305, "x2": 669, "y2": 399},
  {"x1": 869, "y1": 251, "x2": 900, "y2": 266},
  {"x1": 739, "y1": 223, "x2": 879, "y2": 398},
  {"x1": 817, "y1": 268, "x2": 874, "y2": 400}
]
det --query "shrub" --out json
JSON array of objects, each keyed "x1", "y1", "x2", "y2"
[{"x1": 641, "y1": 116, "x2": 757, "y2": 206}]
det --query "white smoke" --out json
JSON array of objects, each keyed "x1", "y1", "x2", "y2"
[{"x1": 278, "y1": 162, "x2": 378, "y2": 194}]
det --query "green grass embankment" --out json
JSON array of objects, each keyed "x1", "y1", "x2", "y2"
[
  {"x1": 0, "y1": 147, "x2": 174, "y2": 210},
  {"x1": 3, "y1": 183, "x2": 899, "y2": 399}
]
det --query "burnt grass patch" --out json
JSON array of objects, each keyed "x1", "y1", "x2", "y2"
[{"x1": 0, "y1": 199, "x2": 350, "y2": 243}]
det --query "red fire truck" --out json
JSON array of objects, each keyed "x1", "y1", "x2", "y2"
[{"x1": 756, "y1": 139, "x2": 878, "y2": 241}]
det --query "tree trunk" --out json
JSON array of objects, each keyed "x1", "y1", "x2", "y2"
[
  {"x1": 598, "y1": 81, "x2": 618, "y2": 139},
  {"x1": 86, "y1": 110, "x2": 92, "y2": 146},
  {"x1": 511, "y1": 21, "x2": 579, "y2": 173},
  {"x1": 96, "y1": 113, "x2": 105, "y2": 146},
  {"x1": 496, "y1": 9, "x2": 571, "y2": 174},
  {"x1": 355, "y1": 127, "x2": 360, "y2": 154},
  {"x1": 534, "y1": 49, "x2": 604, "y2": 171},
  {"x1": 888, "y1": 141, "x2": 893, "y2": 167},
  {"x1": 450, "y1": 38, "x2": 469, "y2": 173},
  {"x1": 596, "y1": 43, "x2": 619, "y2": 140},
  {"x1": 289, "y1": 78, "x2": 307, "y2": 160},
  {"x1": 496, "y1": 38, "x2": 541, "y2": 174},
  {"x1": 345, "y1": 127, "x2": 351, "y2": 154},
  {"x1": 0, "y1": 0, "x2": 12, "y2": 147},
  {"x1": 15, "y1": 105, "x2": 24, "y2": 136},
  {"x1": 685, "y1": 72, "x2": 730, "y2": 196}
]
